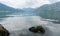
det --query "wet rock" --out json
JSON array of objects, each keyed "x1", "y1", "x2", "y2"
[
  {"x1": 0, "y1": 24, "x2": 10, "y2": 36},
  {"x1": 29, "y1": 26, "x2": 45, "y2": 34}
]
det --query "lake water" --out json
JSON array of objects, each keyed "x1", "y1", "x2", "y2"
[{"x1": 0, "y1": 13, "x2": 60, "y2": 36}]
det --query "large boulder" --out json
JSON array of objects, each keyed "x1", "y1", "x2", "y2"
[
  {"x1": 29, "y1": 26, "x2": 45, "y2": 34},
  {"x1": 0, "y1": 24, "x2": 10, "y2": 36}
]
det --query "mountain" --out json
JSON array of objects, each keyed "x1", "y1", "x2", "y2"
[
  {"x1": 35, "y1": 2, "x2": 60, "y2": 20},
  {"x1": 22, "y1": 8, "x2": 35, "y2": 14},
  {"x1": 0, "y1": 3, "x2": 24, "y2": 18},
  {"x1": 23, "y1": 8, "x2": 35, "y2": 12},
  {"x1": 0, "y1": 3, "x2": 24, "y2": 12},
  {"x1": 34, "y1": 2, "x2": 60, "y2": 23},
  {"x1": 0, "y1": 3, "x2": 15, "y2": 11}
]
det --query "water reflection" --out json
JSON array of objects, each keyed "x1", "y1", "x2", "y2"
[{"x1": 0, "y1": 14, "x2": 60, "y2": 36}]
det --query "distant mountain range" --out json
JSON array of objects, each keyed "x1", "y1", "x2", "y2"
[
  {"x1": 1, "y1": 1, "x2": 60, "y2": 20},
  {"x1": 0, "y1": 3, "x2": 24, "y2": 12},
  {"x1": 0, "y1": 3, "x2": 36, "y2": 18},
  {"x1": 0, "y1": 3, "x2": 25, "y2": 18},
  {"x1": 35, "y1": 2, "x2": 60, "y2": 20}
]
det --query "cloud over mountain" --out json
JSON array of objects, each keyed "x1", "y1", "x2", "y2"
[{"x1": 0, "y1": 0, "x2": 50, "y2": 8}]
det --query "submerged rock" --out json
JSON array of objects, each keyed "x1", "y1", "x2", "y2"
[
  {"x1": 29, "y1": 26, "x2": 45, "y2": 34},
  {"x1": 0, "y1": 24, "x2": 10, "y2": 36}
]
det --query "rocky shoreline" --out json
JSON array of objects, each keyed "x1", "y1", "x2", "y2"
[{"x1": 0, "y1": 24, "x2": 10, "y2": 36}]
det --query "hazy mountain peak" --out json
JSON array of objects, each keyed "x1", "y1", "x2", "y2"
[
  {"x1": 35, "y1": 2, "x2": 60, "y2": 21},
  {"x1": 0, "y1": 3, "x2": 16, "y2": 11},
  {"x1": 50, "y1": 2, "x2": 60, "y2": 6}
]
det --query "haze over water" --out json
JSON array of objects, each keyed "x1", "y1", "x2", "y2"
[
  {"x1": 0, "y1": 10, "x2": 59, "y2": 36},
  {"x1": 0, "y1": 0, "x2": 60, "y2": 36}
]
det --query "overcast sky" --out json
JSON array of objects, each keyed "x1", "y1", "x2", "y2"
[{"x1": 0, "y1": 0, "x2": 60, "y2": 8}]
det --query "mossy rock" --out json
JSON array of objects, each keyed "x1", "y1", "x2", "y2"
[
  {"x1": 0, "y1": 24, "x2": 10, "y2": 36},
  {"x1": 29, "y1": 26, "x2": 45, "y2": 34}
]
